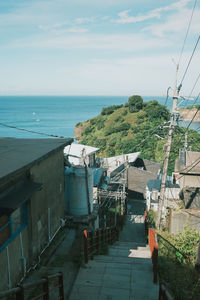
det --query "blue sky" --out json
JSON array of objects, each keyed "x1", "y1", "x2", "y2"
[{"x1": 0, "y1": 0, "x2": 199, "y2": 96}]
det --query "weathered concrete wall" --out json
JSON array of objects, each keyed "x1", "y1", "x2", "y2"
[
  {"x1": 179, "y1": 175, "x2": 200, "y2": 189},
  {"x1": 0, "y1": 227, "x2": 29, "y2": 290},
  {"x1": 0, "y1": 149, "x2": 65, "y2": 291},
  {"x1": 169, "y1": 209, "x2": 200, "y2": 234},
  {"x1": 179, "y1": 187, "x2": 200, "y2": 209},
  {"x1": 0, "y1": 246, "x2": 8, "y2": 290},
  {"x1": 29, "y1": 149, "x2": 65, "y2": 258},
  {"x1": 165, "y1": 188, "x2": 180, "y2": 200}
]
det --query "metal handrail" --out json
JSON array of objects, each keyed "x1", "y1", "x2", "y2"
[{"x1": 157, "y1": 233, "x2": 188, "y2": 262}]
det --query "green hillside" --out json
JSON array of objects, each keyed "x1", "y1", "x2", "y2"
[{"x1": 75, "y1": 95, "x2": 200, "y2": 174}]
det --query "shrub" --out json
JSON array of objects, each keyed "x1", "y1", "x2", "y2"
[
  {"x1": 96, "y1": 118, "x2": 105, "y2": 130},
  {"x1": 146, "y1": 209, "x2": 157, "y2": 228},
  {"x1": 144, "y1": 100, "x2": 170, "y2": 121},
  {"x1": 101, "y1": 104, "x2": 123, "y2": 115},
  {"x1": 120, "y1": 130, "x2": 128, "y2": 137},
  {"x1": 122, "y1": 109, "x2": 128, "y2": 116},
  {"x1": 106, "y1": 147, "x2": 115, "y2": 157},
  {"x1": 117, "y1": 122, "x2": 130, "y2": 131},
  {"x1": 90, "y1": 118, "x2": 96, "y2": 125},
  {"x1": 105, "y1": 122, "x2": 130, "y2": 136},
  {"x1": 109, "y1": 137, "x2": 118, "y2": 146},
  {"x1": 84, "y1": 125, "x2": 93, "y2": 135},
  {"x1": 94, "y1": 138, "x2": 107, "y2": 148},
  {"x1": 114, "y1": 115, "x2": 124, "y2": 123}
]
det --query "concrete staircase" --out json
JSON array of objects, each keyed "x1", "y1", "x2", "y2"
[{"x1": 69, "y1": 240, "x2": 159, "y2": 300}]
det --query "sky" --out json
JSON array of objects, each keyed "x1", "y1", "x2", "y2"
[{"x1": 0, "y1": 0, "x2": 199, "y2": 96}]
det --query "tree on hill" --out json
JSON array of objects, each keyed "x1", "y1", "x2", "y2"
[{"x1": 128, "y1": 95, "x2": 143, "y2": 113}]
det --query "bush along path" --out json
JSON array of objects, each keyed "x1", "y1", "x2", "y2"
[{"x1": 69, "y1": 198, "x2": 159, "y2": 300}]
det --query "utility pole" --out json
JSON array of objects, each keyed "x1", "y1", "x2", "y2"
[{"x1": 156, "y1": 66, "x2": 180, "y2": 228}]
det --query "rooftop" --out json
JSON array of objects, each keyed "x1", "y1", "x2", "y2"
[
  {"x1": 64, "y1": 143, "x2": 99, "y2": 157},
  {"x1": 0, "y1": 138, "x2": 73, "y2": 181}
]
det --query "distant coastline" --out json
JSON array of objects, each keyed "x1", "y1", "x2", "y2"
[{"x1": 178, "y1": 107, "x2": 200, "y2": 122}]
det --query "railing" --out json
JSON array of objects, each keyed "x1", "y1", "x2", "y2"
[
  {"x1": 148, "y1": 228, "x2": 158, "y2": 284},
  {"x1": 83, "y1": 226, "x2": 119, "y2": 264},
  {"x1": 0, "y1": 272, "x2": 64, "y2": 300},
  {"x1": 148, "y1": 227, "x2": 200, "y2": 299},
  {"x1": 157, "y1": 233, "x2": 200, "y2": 300}
]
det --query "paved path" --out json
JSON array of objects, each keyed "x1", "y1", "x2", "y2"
[{"x1": 69, "y1": 198, "x2": 159, "y2": 300}]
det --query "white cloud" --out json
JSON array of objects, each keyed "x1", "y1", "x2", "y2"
[
  {"x1": 75, "y1": 17, "x2": 95, "y2": 24},
  {"x1": 9, "y1": 33, "x2": 171, "y2": 51},
  {"x1": 115, "y1": 9, "x2": 160, "y2": 24},
  {"x1": 144, "y1": 7, "x2": 200, "y2": 36},
  {"x1": 52, "y1": 27, "x2": 88, "y2": 35},
  {"x1": 114, "y1": 0, "x2": 191, "y2": 23}
]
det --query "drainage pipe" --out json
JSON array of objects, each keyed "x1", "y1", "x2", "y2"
[
  {"x1": 48, "y1": 208, "x2": 51, "y2": 242},
  {"x1": 6, "y1": 246, "x2": 11, "y2": 289},
  {"x1": 19, "y1": 232, "x2": 27, "y2": 276}
]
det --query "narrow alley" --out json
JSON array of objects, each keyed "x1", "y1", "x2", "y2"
[{"x1": 69, "y1": 198, "x2": 159, "y2": 300}]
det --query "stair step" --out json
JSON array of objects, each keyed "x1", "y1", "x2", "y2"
[
  {"x1": 109, "y1": 244, "x2": 149, "y2": 251},
  {"x1": 114, "y1": 241, "x2": 147, "y2": 248},
  {"x1": 94, "y1": 255, "x2": 134, "y2": 264}
]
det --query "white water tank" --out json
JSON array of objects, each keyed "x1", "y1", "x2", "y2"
[{"x1": 65, "y1": 166, "x2": 93, "y2": 215}]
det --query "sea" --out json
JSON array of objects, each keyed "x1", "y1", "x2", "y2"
[{"x1": 0, "y1": 95, "x2": 200, "y2": 139}]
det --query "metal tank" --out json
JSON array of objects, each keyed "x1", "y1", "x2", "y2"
[{"x1": 65, "y1": 166, "x2": 93, "y2": 215}]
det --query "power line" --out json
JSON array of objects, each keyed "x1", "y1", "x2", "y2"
[
  {"x1": 172, "y1": 91, "x2": 200, "y2": 148},
  {"x1": 180, "y1": 35, "x2": 200, "y2": 87},
  {"x1": 178, "y1": 157, "x2": 200, "y2": 180},
  {"x1": 180, "y1": 71, "x2": 200, "y2": 108},
  {"x1": 0, "y1": 122, "x2": 68, "y2": 139},
  {"x1": 178, "y1": 0, "x2": 198, "y2": 66},
  {"x1": 188, "y1": 72, "x2": 200, "y2": 98},
  {"x1": 185, "y1": 92, "x2": 200, "y2": 129}
]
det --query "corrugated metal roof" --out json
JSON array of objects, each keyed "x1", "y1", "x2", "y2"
[
  {"x1": 64, "y1": 143, "x2": 99, "y2": 165},
  {"x1": 64, "y1": 143, "x2": 99, "y2": 157}
]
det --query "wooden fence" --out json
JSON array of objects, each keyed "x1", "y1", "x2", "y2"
[
  {"x1": 0, "y1": 272, "x2": 64, "y2": 300},
  {"x1": 83, "y1": 226, "x2": 119, "y2": 264}
]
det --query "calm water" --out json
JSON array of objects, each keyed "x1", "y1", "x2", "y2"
[{"x1": 0, "y1": 95, "x2": 199, "y2": 139}]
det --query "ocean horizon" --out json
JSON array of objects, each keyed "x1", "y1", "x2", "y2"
[{"x1": 0, "y1": 95, "x2": 199, "y2": 139}]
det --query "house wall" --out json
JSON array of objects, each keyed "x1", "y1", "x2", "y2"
[
  {"x1": 0, "y1": 227, "x2": 29, "y2": 290},
  {"x1": 165, "y1": 188, "x2": 180, "y2": 200},
  {"x1": 169, "y1": 209, "x2": 200, "y2": 234},
  {"x1": 0, "y1": 149, "x2": 65, "y2": 291},
  {"x1": 28, "y1": 149, "x2": 65, "y2": 259},
  {"x1": 179, "y1": 174, "x2": 200, "y2": 189}
]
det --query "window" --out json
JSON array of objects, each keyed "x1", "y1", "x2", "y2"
[{"x1": 0, "y1": 203, "x2": 27, "y2": 251}]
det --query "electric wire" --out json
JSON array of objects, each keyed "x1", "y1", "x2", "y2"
[
  {"x1": 184, "y1": 91, "x2": 200, "y2": 129},
  {"x1": 171, "y1": 91, "x2": 200, "y2": 148},
  {"x1": 188, "y1": 72, "x2": 200, "y2": 98},
  {"x1": 178, "y1": 71, "x2": 200, "y2": 108},
  {"x1": 178, "y1": 0, "x2": 198, "y2": 66},
  {"x1": 177, "y1": 157, "x2": 200, "y2": 180},
  {"x1": 180, "y1": 35, "x2": 200, "y2": 87},
  {"x1": 0, "y1": 122, "x2": 68, "y2": 139},
  {"x1": 186, "y1": 151, "x2": 200, "y2": 187}
]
